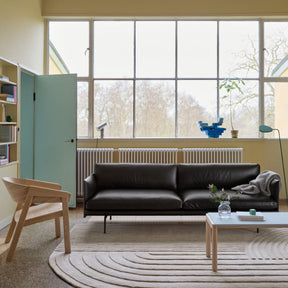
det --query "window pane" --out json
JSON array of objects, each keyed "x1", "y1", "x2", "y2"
[
  {"x1": 178, "y1": 81, "x2": 217, "y2": 137},
  {"x1": 136, "y1": 81, "x2": 175, "y2": 137},
  {"x1": 219, "y1": 21, "x2": 259, "y2": 78},
  {"x1": 220, "y1": 80, "x2": 259, "y2": 137},
  {"x1": 77, "y1": 82, "x2": 89, "y2": 137},
  {"x1": 94, "y1": 21, "x2": 134, "y2": 78},
  {"x1": 94, "y1": 81, "x2": 133, "y2": 138},
  {"x1": 49, "y1": 21, "x2": 89, "y2": 77},
  {"x1": 264, "y1": 22, "x2": 288, "y2": 77},
  {"x1": 264, "y1": 82, "x2": 288, "y2": 138},
  {"x1": 136, "y1": 22, "x2": 175, "y2": 78},
  {"x1": 178, "y1": 21, "x2": 217, "y2": 78}
]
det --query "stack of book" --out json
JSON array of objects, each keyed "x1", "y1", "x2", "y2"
[
  {"x1": 0, "y1": 84, "x2": 17, "y2": 103},
  {"x1": 0, "y1": 75, "x2": 9, "y2": 82},
  {"x1": 236, "y1": 211, "x2": 265, "y2": 221},
  {"x1": 0, "y1": 145, "x2": 9, "y2": 165}
]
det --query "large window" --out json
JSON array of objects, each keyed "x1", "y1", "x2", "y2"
[{"x1": 48, "y1": 19, "x2": 288, "y2": 138}]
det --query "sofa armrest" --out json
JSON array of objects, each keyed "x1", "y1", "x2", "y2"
[
  {"x1": 84, "y1": 173, "x2": 98, "y2": 202},
  {"x1": 269, "y1": 178, "x2": 281, "y2": 204}
]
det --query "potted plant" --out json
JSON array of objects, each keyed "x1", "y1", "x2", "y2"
[{"x1": 219, "y1": 78, "x2": 245, "y2": 138}]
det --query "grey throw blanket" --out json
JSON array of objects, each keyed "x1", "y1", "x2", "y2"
[{"x1": 232, "y1": 170, "x2": 281, "y2": 196}]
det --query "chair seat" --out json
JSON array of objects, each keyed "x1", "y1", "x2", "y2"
[{"x1": 14, "y1": 203, "x2": 63, "y2": 222}]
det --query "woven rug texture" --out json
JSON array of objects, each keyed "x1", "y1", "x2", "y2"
[{"x1": 49, "y1": 216, "x2": 288, "y2": 288}]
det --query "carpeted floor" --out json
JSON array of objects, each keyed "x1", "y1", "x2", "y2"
[
  {"x1": 50, "y1": 217, "x2": 288, "y2": 288},
  {"x1": 0, "y1": 206, "x2": 83, "y2": 288},
  {"x1": 1, "y1": 204, "x2": 288, "y2": 288}
]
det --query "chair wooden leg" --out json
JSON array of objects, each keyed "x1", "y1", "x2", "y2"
[
  {"x1": 62, "y1": 201, "x2": 71, "y2": 254},
  {"x1": 6, "y1": 223, "x2": 24, "y2": 261},
  {"x1": 55, "y1": 217, "x2": 61, "y2": 238},
  {"x1": 5, "y1": 203, "x2": 22, "y2": 244},
  {"x1": 6, "y1": 198, "x2": 32, "y2": 261},
  {"x1": 5, "y1": 218, "x2": 16, "y2": 244}
]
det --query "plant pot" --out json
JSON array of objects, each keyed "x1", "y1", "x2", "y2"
[{"x1": 231, "y1": 130, "x2": 238, "y2": 138}]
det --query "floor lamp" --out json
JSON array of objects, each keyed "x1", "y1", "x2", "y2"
[{"x1": 259, "y1": 125, "x2": 288, "y2": 205}]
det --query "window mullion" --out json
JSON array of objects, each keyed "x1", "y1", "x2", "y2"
[
  {"x1": 217, "y1": 20, "x2": 220, "y2": 120},
  {"x1": 259, "y1": 20, "x2": 264, "y2": 137},
  {"x1": 175, "y1": 20, "x2": 178, "y2": 138},
  {"x1": 89, "y1": 20, "x2": 94, "y2": 138},
  {"x1": 133, "y1": 20, "x2": 136, "y2": 138}
]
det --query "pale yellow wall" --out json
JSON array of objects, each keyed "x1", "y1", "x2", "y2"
[
  {"x1": 0, "y1": 164, "x2": 18, "y2": 229},
  {"x1": 49, "y1": 58, "x2": 62, "y2": 75},
  {"x1": 275, "y1": 69, "x2": 288, "y2": 137},
  {"x1": 36, "y1": 0, "x2": 288, "y2": 205},
  {"x1": 0, "y1": 0, "x2": 44, "y2": 74},
  {"x1": 0, "y1": 0, "x2": 44, "y2": 228},
  {"x1": 42, "y1": 0, "x2": 288, "y2": 17}
]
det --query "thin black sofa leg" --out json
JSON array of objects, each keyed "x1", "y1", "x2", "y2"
[
  {"x1": 104, "y1": 215, "x2": 107, "y2": 234},
  {"x1": 257, "y1": 228, "x2": 259, "y2": 233}
]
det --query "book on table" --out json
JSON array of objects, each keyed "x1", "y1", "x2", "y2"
[{"x1": 236, "y1": 211, "x2": 265, "y2": 221}]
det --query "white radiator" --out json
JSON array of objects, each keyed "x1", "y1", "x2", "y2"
[
  {"x1": 182, "y1": 148, "x2": 243, "y2": 163},
  {"x1": 77, "y1": 148, "x2": 114, "y2": 198},
  {"x1": 118, "y1": 148, "x2": 178, "y2": 164}
]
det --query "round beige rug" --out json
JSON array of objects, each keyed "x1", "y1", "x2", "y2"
[{"x1": 49, "y1": 218, "x2": 288, "y2": 288}]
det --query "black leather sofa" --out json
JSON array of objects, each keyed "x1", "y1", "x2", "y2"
[{"x1": 84, "y1": 163, "x2": 280, "y2": 232}]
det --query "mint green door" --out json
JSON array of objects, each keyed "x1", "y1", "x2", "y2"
[
  {"x1": 34, "y1": 74, "x2": 77, "y2": 207},
  {"x1": 20, "y1": 71, "x2": 34, "y2": 179}
]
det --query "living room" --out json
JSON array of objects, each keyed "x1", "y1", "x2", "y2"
[{"x1": 1, "y1": 0, "x2": 288, "y2": 287}]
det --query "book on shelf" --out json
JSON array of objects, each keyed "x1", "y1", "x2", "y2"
[
  {"x1": 1, "y1": 84, "x2": 17, "y2": 103},
  {"x1": 1, "y1": 104, "x2": 6, "y2": 122},
  {"x1": 0, "y1": 144, "x2": 9, "y2": 165},
  {"x1": 236, "y1": 211, "x2": 265, "y2": 221},
  {"x1": 0, "y1": 158, "x2": 9, "y2": 165},
  {"x1": 0, "y1": 126, "x2": 17, "y2": 142},
  {"x1": 0, "y1": 75, "x2": 9, "y2": 82},
  {"x1": 0, "y1": 93, "x2": 16, "y2": 102}
]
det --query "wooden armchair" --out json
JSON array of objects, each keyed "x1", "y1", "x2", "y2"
[{"x1": 2, "y1": 177, "x2": 71, "y2": 261}]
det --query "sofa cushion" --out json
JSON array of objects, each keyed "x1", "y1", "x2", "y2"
[
  {"x1": 86, "y1": 189, "x2": 182, "y2": 210},
  {"x1": 94, "y1": 163, "x2": 177, "y2": 191},
  {"x1": 180, "y1": 189, "x2": 278, "y2": 211},
  {"x1": 177, "y1": 163, "x2": 260, "y2": 191}
]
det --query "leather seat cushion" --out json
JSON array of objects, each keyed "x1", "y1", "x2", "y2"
[
  {"x1": 180, "y1": 189, "x2": 278, "y2": 211},
  {"x1": 86, "y1": 189, "x2": 182, "y2": 210}
]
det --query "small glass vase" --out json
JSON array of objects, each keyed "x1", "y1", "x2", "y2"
[{"x1": 218, "y1": 201, "x2": 231, "y2": 219}]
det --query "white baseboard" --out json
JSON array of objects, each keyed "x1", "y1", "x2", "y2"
[{"x1": 0, "y1": 216, "x2": 12, "y2": 231}]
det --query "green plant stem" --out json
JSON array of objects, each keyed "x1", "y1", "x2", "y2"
[{"x1": 230, "y1": 91, "x2": 234, "y2": 130}]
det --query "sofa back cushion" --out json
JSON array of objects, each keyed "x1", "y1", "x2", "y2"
[
  {"x1": 94, "y1": 163, "x2": 177, "y2": 191},
  {"x1": 178, "y1": 163, "x2": 260, "y2": 191}
]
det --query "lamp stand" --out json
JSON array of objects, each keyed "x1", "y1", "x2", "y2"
[{"x1": 276, "y1": 129, "x2": 288, "y2": 205}]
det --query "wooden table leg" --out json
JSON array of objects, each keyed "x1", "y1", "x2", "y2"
[
  {"x1": 206, "y1": 220, "x2": 211, "y2": 258},
  {"x1": 212, "y1": 225, "x2": 218, "y2": 272}
]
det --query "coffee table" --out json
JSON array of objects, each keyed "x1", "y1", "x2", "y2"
[{"x1": 206, "y1": 212, "x2": 288, "y2": 272}]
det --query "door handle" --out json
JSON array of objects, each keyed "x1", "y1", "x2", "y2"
[{"x1": 65, "y1": 139, "x2": 74, "y2": 143}]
